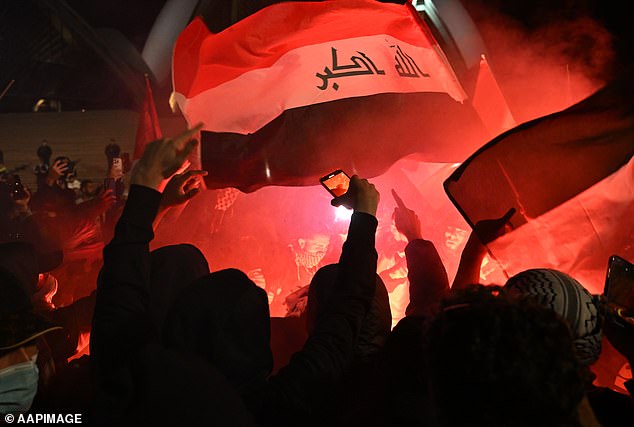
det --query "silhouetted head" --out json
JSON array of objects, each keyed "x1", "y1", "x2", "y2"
[
  {"x1": 505, "y1": 268, "x2": 602, "y2": 365},
  {"x1": 425, "y1": 285, "x2": 585, "y2": 427},
  {"x1": 163, "y1": 268, "x2": 273, "y2": 402},
  {"x1": 306, "y1": 263, "x2": 392, "y2": 358},
  {"x1": 104, "y1": 143, "x2": 121, "y2": 160},
  {"x1": 36, "y1": 144, "x2": 52, "y2": 163},
  {"x1": 0, "y1": 242, "x2": 62, "y2": 295},
  {"x1": 148, "y1": 244, "x2": 210, "y2": 334}
]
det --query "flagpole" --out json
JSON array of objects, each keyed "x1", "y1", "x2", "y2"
[
  {"x1": 0, "y1": 79, "x2": 15, "y2": 102},
  {"x1": 143, "y1": 73, "x2": 161, "y2": 139}
]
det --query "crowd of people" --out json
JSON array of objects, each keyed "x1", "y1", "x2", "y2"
[{"x1": 1, "y1": 122, "x2": 633, "y2": 426}]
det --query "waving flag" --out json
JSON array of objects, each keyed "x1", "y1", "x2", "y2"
[
  {"x1": 134, "y1": 74, "x2": 163, "y2": 160},
  {"x1": 444, "y1": 74, "x2": 634, "y2": 293},
  {"x1": 172, "y1": 0, "x2": 490, "y2": 192}
]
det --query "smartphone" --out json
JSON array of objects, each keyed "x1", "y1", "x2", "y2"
[
  {"x1": 103, "y1": 177, "x2": 124, "y2": 201},
  {"x1": 604, "y1": 255, "x2": 634, "y2": 327},
  {"x1": 121, "y1": 153, "x2": 131, "y2": 173},
  {"x1": 8, "y1": 175, "x2": 28, "y2": 200},
  {"x1": 320, "y1": 169, "x2": 350, "y2": 197},
  {"x1": 111, "y1": 157, "x2": 123, "y2": 178}
]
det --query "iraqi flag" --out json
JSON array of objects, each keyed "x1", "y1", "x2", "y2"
[
  {"x1": 443, "y1": 73, "x2": 634, "y2": 293},
  {"x1": 171, "y1": 0, "x2": 490, "y2": 192}
]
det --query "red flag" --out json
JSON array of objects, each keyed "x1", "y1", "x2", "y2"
[
  {"x1": 172, "y1": 0, "x2": 491, "y2": 192},
  {"x1": 134, "y1": 74, "x2": 163, "y2": 160},
  {"x1": 444, "y1": 74, "x2": 634, "y2": 293},
  {"x1": 471, "y1": 54, "x2": 516, "y2": 137}
]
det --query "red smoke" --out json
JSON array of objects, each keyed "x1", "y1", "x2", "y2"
[{"x1": 150, "y1": 2, "x2": 627, "y2": 390}]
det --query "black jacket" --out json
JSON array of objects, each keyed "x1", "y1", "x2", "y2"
[{"x1": 91, "y1": 184, "x2": 378, "y2": 426}]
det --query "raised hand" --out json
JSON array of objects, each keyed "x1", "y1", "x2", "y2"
[
  {"x1": 331, "y1": 175, "x2": 380, "y2": 216},
  {"x1": 392, "y1": 189, "x2": 422, "y2": 242},
  {"x1": 453, "y1": 208, "x2": 516, "y2": 289},
  {"x1": 46, "y1": 159, "x2": 68, "y2": 185},
  {"x1": 472, "y1": 208, "x2": 516, "y2": 245},
  {"x1": 131, "y1": 123, "x2": 203, "y2": 190},
  {"x1": 98, "y1": 189, "x2": 117, "y2": 212},
  {"x1": 13, "y1": 185, "x2": 31, "y2": 214},
  {"x1": 161, "y1": 170, "x2": 208, "y2": 208}
]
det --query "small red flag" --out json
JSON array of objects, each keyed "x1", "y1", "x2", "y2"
[{"x1": 134, "y1": 74, "x2": 163, "y2": 160}]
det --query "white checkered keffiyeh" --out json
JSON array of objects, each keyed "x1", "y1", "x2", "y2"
[
  {"x1": 505, "y1": 268, "x2": 602, "y2": 366},
  {"x1": 214, "y1": 188, "x2": 240, "y2": 211}
]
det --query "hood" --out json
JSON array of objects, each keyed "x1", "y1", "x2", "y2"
[{"x1": 163, "y1": 268, "x2": 273, "y2": 393}]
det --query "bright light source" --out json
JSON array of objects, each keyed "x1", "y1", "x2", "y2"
[
  {"x1": 334, "y1": 205, "x2": 353, "y2": 222},
  {"x1": 264, "y1": 161, "x2": 272, "y2": 180}
]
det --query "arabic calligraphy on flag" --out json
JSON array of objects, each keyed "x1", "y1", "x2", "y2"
[{"x1": 172, "y1": 17, "x2": 465, "y2": 135}]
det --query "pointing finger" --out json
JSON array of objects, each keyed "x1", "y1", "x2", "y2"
[
  {"x1": 500, "y1": 207, "x2": 516, "y2": 223},
  {"x1": 391, "y1": 189, "x2": 407, "y2": 210}
]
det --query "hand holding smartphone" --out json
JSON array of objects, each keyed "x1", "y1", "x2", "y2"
[
  {"x1": 319, "y1": 169, "x2": 350, "y2": 198},
  {"x1": 320, "y1": 170, "x2": 379, "y2": 216},
  {"x1": 104, "y1": 177, "x2": 125, "y2": 202}
]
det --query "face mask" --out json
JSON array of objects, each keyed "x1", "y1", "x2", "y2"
[{"x1": 0, "y1": 353, "x2": 39, "y2": 414}]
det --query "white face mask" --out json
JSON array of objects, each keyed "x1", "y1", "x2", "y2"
[{"x1": 0, "y1": 353, "x2": 39, "y2": 414}]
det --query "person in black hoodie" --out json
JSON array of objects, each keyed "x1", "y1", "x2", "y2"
[
  {"x1": 91, "y1": 124, "x2": 380, "y2": 426},
  {"x1": 333, "y1": 190, "x2": 452, "y2": 427},
  {"x1": 90, "y1": 125, "x2": 257, "y2": 426},
  {"x1": 163, "y1": 184, "x2": 380, "y2": 425},
  {"x1": 298, "y1": 263, "x2": 391, "y2": 426}
]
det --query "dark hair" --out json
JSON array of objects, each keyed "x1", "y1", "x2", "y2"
[
  {"x1": 105, "y1": 143, "x2": 121, "y2": 159},
  {"x1": 306, "y1": 264, "x2": 391, "y2": 358},
  {"x1": 425, "y1": 285, "x2": 585, "y2": 427},
  {"x1": 37, "y1": 144, "x2": 52, "y2": 163}
]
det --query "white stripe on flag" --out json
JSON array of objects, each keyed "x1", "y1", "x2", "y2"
[{"x1": 173, "y1": 34, "x2": 466, "y2": 134}]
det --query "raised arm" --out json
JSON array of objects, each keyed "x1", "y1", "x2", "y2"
[
  {"x1": 153, "y1": 169, "x2": 207, "y2": 230},
  {"x1": 90, "y1": 124, "x2": 202, "y2": 410},
  {"x1": 452, "y1": 208, "x2": 515, "y2": 290},
  {"x1": 264, "y1": 176, "x2": 379, "y2": 422},
  {"x1": 391, "y1": 189, "x2": 449, "y2": 317}
]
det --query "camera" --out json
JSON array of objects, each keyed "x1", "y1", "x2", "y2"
[
  {"x1": 7, "y1": 174, "x2": 28, "y2": 200},
  {"x1": 54, "y1": 156, "x2": 78, "y2": 179}
]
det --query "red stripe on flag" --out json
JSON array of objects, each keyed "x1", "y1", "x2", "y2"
[
  {"x1": 172, "y1": 0, "x2": 466, "y2": 135},
  {"x1": 173, "y1": 0, "x2": 443, "y2": 98}
]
